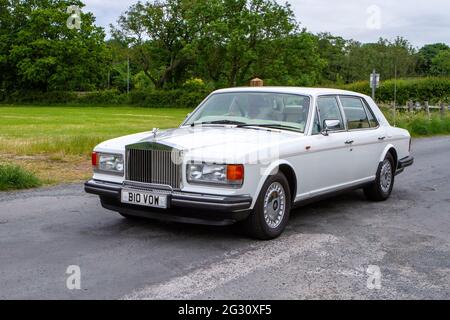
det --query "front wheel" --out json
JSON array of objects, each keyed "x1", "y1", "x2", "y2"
[
  {"x1": 364, "y1": 153, "x2": 395, "y2": 201},
  {"x1": 243, "y1": 172, "x2": 291, "y2": 240}
]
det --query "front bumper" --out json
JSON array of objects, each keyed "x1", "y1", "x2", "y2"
[{"x1": 85, "y1": 180, "x2": 252, "y2": 226}]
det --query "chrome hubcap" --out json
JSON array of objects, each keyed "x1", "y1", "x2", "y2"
[
  {"x1": 380, "y1": 159, "x2": 392, "y2": 193},
  {"x1": 263, "y1": 182, "x2": 286, "y2": 229}
]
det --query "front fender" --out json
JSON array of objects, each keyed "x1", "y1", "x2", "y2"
[{"x1": 251, "y1": 159, "x2": 296, "y2": 208}]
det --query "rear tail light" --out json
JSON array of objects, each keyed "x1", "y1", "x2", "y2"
[
  {"x1": 409, "y1": 138, "x2": 412, "y2": 152},
  {"x1": 91, "y1": 152, "x2": 98, "y2": 167}
]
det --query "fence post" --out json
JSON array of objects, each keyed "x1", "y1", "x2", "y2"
[
  {"x1": 408, "y1": 100, "x2": 413, "y2": 112},
  {"x1": 250, "y1": 78, "x2": 264, "y2": 87},
  {"x1": 441, "y1": 102, "x2": 447, "y2": 119},
  {"x1": 425, "y1": 101, "x2": 430, "y2": 120}
]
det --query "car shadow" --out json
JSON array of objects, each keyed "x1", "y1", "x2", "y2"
[{"x1": 106, "y1": 189, "x2": 367, "y2": 241}]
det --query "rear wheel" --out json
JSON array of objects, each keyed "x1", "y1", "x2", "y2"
[
  {"x1": 243, "y1": 172, "x2": 291, "y2": 240},
  {"x1": 364, "y1": 153, "x2": 395, "y2": 201}
]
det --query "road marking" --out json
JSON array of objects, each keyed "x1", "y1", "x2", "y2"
[{"x1": 122, "y1": 233, "x2": 338, "y2": 300}]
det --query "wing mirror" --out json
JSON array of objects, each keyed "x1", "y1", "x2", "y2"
[{"x1": 322, "y1": 119, "x2": 341, "y2": 136}]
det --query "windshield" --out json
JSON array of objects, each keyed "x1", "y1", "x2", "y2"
[{"x1": 184, "y1": 92, "x2": 311, "y2": 133}]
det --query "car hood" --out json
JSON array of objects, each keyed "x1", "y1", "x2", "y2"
[{"x1": 96, "y1": 126, "x2": 304, "y2": 163}]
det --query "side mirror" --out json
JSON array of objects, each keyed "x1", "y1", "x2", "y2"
[{"x1": 322, "y1": 119, "x2": 341, "y2": 136}]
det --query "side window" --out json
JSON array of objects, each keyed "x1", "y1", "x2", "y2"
[
  {"x1": 362, "y1": 100, "x2": 379, "y2": 127},
  {"x1": 316, "y1": 96, "x2": 345, "y2": 131},
  {"x1": 340, "y1": 96, "x2": 370, "y2": 130}
]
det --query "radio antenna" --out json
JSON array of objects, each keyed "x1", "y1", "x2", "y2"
[{"x1": 393, "y1": 63, "x2": 397, "y2": 127}]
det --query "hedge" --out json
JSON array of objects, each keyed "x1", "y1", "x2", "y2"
[
  {"x1": 339, "y1": 77, "x2": 450, "y2": 105},
  {"x1": 0, "y1": 88, "x2": 210, "y2": 108},
  {"x1": 1, "y1": 77, "x2": 448, "y2": 107}
]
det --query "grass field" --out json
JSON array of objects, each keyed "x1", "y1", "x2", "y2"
[
  {"x1": 0, "y1": 104, "x2": 449, "y2": 189},
  {"x1": 0, "y1": 105, "x2": 190, "y2": 186}
]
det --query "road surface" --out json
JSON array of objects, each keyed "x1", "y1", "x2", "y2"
[{"x1": 1, "y1": 136, "x2": 449, "y2": 299}]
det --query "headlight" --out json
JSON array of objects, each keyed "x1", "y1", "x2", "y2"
[
  {"x1": 187, "y1": 163, "x2": 244, "y2": 187},
  {"x1": 92, "y1": 152, "x2": 124, "y2": 175}
]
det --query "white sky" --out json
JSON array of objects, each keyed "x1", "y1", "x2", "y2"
[{"x1": 83, "y1": 0, "x2": 450, "y2": 48}]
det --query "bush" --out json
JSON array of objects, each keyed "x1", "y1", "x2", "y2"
[
  {"x1": 76, "y1": 90, "x2": 128, "y2": 105},
  {"x1": 383, "y1": 109, "x2": 450, "y2": 137},
  {"x1": 3, "y1": 91, "x2": 78, "y2": 104},
  {"x1": 1, "y1": 88, "x2": 211, "y2": 108},
  {"x1": 339, "y1": 77, "x2": 450, "y2": 105},
  {"x1": 129, "y1": 89, "x2": 209, "y2": 108},
  {"x1": 0, "y1": 164, "x2": 42, "y2": 191}
]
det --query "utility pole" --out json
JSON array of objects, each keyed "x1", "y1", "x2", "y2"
[
  {"x1": 393, "y1": 64, "x2": 397, "y2": 126},
  {"x1": 370, "y1": 69, "x2": 380, "y2": 100},
  {"x1": 127, "y1": 57, "x2": 130, "y2": 95}
]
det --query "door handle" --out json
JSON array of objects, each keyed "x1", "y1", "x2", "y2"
[
  {"x1": 345, "y1": 140, "x2": 354, "y2": 145},
  {"x1": 378, "y1": 136, "x2": 386, "y2": 141}
]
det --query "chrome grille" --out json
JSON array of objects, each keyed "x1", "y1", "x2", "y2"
[{"x1": 126, "y1": 148, "x2": 182, "y2": 189}]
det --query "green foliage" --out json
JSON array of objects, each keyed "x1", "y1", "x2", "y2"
[
  {"x1": 0, "y1": 0, "x2": 110, "y2": 91},
  {"x1": 340, "y1": 77, "x2": 450, "y2": 105},
  {"x1": 0, "y1": 164, "x2": 42, "y2": 191},
  {"x1": 129, "y1": 89, "x2": 209, "y2": 108},
  {"x1": 0, "y1": 0, "x2": 449, "y2": 100},
  {"x1": 383, "y1": 110, "x2": 450, "y2": 137},
  {"x1": 417, "y1": 43, "x2": 449, "y2": 75},
  {"x1": 3, "y1": 91, "x2": 78, "y2": 104},
  {"x1": 76, "y1": 90, "x2": 128, "y2": 104},
  {"x1": 431, "y1": 50, "x2": 450, "y2": 77}
]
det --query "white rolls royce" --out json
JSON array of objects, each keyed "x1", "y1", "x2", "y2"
[{"x1": 85, "y1": 87, "x2": 413, "y2": 239}]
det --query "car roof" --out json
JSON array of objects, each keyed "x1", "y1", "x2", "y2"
[{"x1": 212, "y1": 86, "x2": 368, "y2": 98}]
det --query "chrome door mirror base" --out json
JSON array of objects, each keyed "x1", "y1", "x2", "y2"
[{"x1": 321, "y1": 119, "x2": 342, "y2": 136}]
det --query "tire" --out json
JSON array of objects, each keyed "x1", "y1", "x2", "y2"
[
  {"x1": 243, "y1": 172, "x2": 291, "y2": 240},
  {"x1": 364, "y1": 152, "x2": 395, "y2": 201}
]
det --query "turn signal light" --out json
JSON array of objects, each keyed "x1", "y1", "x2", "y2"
[
  {"x1": 91, "y1": 152, "x2": 98, "y2": 167},
  {"x1": 227, "y1": 164, "x2": 244, "y2": 182}
]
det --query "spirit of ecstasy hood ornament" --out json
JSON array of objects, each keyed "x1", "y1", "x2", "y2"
[{"x1": 151, "y1": 128, "x2": 159, "y2": 140}]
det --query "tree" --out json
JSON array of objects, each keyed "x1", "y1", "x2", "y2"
[
  {"x1": 333, "y1": 37, "x2": 417, "y2": 83},
  {"x1": 0, "y1": 0, "x2": 110, "y2": 91},
  {"x1": 254, "y1": 32, "x2": 326, "y2": 86},
  {"x1": 431, "y1": 49, "x2": 450, "y2": 76},
  {"x1": 197, "y1": 0, "x2": 299, "y2": 87},
  {"x1": 416, "y1": 43, "x2": 449, "y2": 75},
  {"x1": 316, "y1": 33, "x2": 348, "y2": 84},
  {"x1": 112, "y1": 0, "x2": 195, "y2": 89}
]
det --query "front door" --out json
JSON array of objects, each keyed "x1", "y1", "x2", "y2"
[{"x1": 294, "y1": 95, "x2": 354, "y2": 199}]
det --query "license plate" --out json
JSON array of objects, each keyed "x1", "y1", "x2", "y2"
[{"x1": 121, "y1": 189, "x2": 168, "y2": 209}]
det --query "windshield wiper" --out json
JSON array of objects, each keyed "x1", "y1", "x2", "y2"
[
  {"x1": 191, "y1": 120, "x2": 247, "y2": 127},
  {"x1": 237, "y1": 123, "x2": 303, "y2": 133}
]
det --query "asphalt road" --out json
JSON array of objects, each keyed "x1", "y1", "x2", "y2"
[{"x1": 1, "y1": 136, "x2": 449, "y2": 300}]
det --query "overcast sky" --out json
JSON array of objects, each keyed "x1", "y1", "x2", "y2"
[{"x1": 83, "y1": 0, "x2": 450, "y2": 48}]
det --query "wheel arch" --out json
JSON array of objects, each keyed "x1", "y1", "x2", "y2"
[
  {"x1": 379, "y1": 144, "x2": 398, "y2": 170},
  {"x1": 254, "y1": 160, "x2": 297, "y2": 207}
]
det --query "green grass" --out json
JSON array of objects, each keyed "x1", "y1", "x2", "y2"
[
  {"x1": 0, "y1": 164, "x2": 42, "y2": 191},
  {"x1": 0, "y1": 105, "x2": 191, "y2": 156},
  {"x1": 382, "y1": 109, "x2": 450, "y2": 137}
]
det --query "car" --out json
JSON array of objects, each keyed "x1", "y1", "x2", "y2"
[{"x1": 85, "y1": 87, "x2": 414, "y2": 239}]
